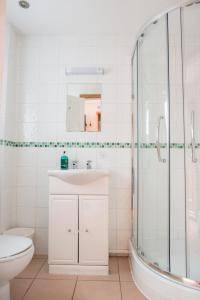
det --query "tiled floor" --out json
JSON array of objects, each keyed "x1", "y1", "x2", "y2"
[{"x1": 11, "y1": 256, "x2": 147, "y2": 300}]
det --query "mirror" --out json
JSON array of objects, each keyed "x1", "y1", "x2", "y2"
[{"x1": 66, "y1": 83, "x2": 102, "y2": 132}]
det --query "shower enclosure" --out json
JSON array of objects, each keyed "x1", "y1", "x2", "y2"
[{"x1": 132, "y1": 1, "x2": 200, "y2": 288}]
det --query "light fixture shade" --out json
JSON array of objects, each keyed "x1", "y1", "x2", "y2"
[{"x1": 65, "y1": 67, "x2": 104, "y2": 75}]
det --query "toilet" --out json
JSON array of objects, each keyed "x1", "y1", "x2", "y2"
[
  {"x1": 0, "y1": 235, "x2": 34, "y2": 300},
  {"x1": 4, "y1": 227, "x2": 35, "y2": 241}
]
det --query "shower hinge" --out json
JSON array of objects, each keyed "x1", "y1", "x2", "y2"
[
  {"x1": 153, "y1": 262, "x2": 159, "y2": 267},
  {"x1": 138, "y1": 248, "x2": 145, "y2": 257}
]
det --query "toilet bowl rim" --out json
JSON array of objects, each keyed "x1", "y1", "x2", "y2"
[{"x1": 0, "y1": 244, "x2": 34, "y2": 263}]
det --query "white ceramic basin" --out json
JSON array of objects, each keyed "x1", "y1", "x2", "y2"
[{"x1": 48, "y1": 169, "x2": 109, "y2": 185}]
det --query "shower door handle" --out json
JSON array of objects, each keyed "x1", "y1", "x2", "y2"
[
  {"x1": 156, "y1": 116, "x2": 166, "y2": 163},
  {"x1": 191, "y1": 111, "x2": 198, "y2": 163}
]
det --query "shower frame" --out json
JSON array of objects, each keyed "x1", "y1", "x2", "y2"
[{"x1": 131, "y1": 0, "x2": 200, "y2": 291}]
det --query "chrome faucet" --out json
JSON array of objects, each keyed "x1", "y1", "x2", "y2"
[
  {"x1": 86, "y1": 160, "x2": 92, "y2": 169},
  {"x1": 72, "y1": 160, "x2": 79, "y2": 169}
]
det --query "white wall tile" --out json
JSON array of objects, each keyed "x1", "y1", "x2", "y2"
[
  {"x1": 101, "y1": 103, "x2": 117, "y2": 124},
  {"x1": 36, "y1": 148, "x2": 57, "y2": 167},
  {"x1": 17, "y1": 103, "x2": 38, "y2": 123},
  {"x1": 36, "y1": 166, "x2": 49, "y2": 187},
  {"x1": 16, "y1": 84, "x2": 40, "y2": 104},
  {"x1": 109, "y1": 229, "x2": 117, "y2": 251},
  {"x1": 16, "y1": 148, "x2": 37, "y2": 166},
  {"x1": 17, "y1": 187, "x2": 36, "y2": 207},
  {"x1": 56, "y1": 103, "x2": 67, "y2": 123},
  {"x1": 38, "y1": 84, "x2": 59, "y2": 103},
  {"x1": 38, "y1": 103, "x2": 57, "y2": 123},
  {"x1": 116, "y1": 188, "x2": 131, "y2": 209},
  {"x1": 117, "y1": 103, "x2": 132, "y2": 124},
  {"x1": 39, "y1": 65, "x2": 59, "y2": 84},
  {"x1": 18, "y1": 123, "x2": 38, "y2": 141},
  {"x1": 109, "y1": 209, "x2": 117, "y2": 230},
  {"x1": 39, "y1": 43, "x2": 58, "y2": 65},
  {"x1": 17, "y1": 166, "x2": 36, "y2": 187},
  {"x1": 36, "y1": 207, "x2": 48, "y2": 228},
  {"x1": 17, "y1": 65, "x2": 39, "y2": 85},
  {"x1": 17, "y1": 47, "x2": 40, "y2": 67},
  {"x1": 17, "y1": 206, "x2": 35, "y2": 227},
  {"x1": 118, "y1": 84, "x2": 132, "y2": 103},
  {"x1": 37, "y1": 123, "x2": 57, "y2": 142},
  {"x1": 5, "y1": 33, "x2": 132, "y2": 254},
  {"x1": 109, "y1": 188, "x2": 118, "y2": 209},
  {"x1": 117, "y1": 230, "x2": 131, "y2": 250},
  {"x1": 102, "y1": 84, "x2": 118, "y2": 103},
  {"x1": 116, "y1": 164, "x2": 132, "y2": 189},
  {"x1": 37, "y1": 186, "x2": 49, "y2": 208},
  {"x1": 117, "y1": 209, "x2": 132, "y2": 230},
  {"x1": 35, "y1": 228, "x2": 48, "y2": 255}
]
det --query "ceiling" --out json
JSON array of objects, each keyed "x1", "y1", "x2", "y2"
[{"x1": 6, "y1": 0, "x2": 184, "y2": 35}]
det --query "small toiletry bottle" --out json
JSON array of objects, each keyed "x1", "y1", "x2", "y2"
[{"x1": 60, "y1": 151, "x2": 69, "y2": 170}]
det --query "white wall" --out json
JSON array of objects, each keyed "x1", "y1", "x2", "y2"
[
  {"x1": 12, "y1": 34, "x2": 132, "y2": 254},
  {"x1": 2, "y1": 0, "x2": 188, "y2": 254},
  {"x1": 0, "y1": 0, "x2": 5, "y2": 93},
  {"x1": 0, "y1": 0, "x2": 6, "y2": 233},
  {"x1": 0, "y1": 22, "x2": 18, "y2": 233}
]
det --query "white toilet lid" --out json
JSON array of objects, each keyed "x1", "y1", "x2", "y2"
[
  {"x1": 4, "y1": 227, "x2": 34, "y2": 237},
  {"x1": 0, "y1": 235, "x2": 32, "y2": 259}
]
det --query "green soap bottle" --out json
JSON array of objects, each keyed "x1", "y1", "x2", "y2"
[{"x1": 61, "y1": 151, "x2": 68, "y2": 170}]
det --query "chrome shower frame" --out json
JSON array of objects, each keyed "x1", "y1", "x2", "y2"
[{"x1": 131, "y1": 0, "x2": 200, "y2": 291}]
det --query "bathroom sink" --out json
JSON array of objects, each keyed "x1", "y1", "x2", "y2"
[{"x1": 48, "y1": 169, "x2": 109, "y2": 185}]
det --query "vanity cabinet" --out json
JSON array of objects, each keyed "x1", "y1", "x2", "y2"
[
  {"x1": 49, "y1": 195, "x2": 78, "y2": 264},
  {"x1": 48, "y1": 170, "x2": 109, "y2": 275},
  {"x1": 79, "y1": 195, "x2": 108, "y2": 265}
]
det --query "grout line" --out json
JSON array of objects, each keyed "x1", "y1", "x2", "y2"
[
  {"x1": 22, "y1": 259, "x2": 51, "y2": 299},
  {"x1": 33, "y1": 255, "x2": 48, "y2": 260},
  {"x1": 21, "y1": 257, "x2": 123, "y2": 299},
  {"x1": 22, "y1": 278, "x2": 35, "y2": 300},
  {"x1": 72, "y1": 277, "x2": 78, "y2": 300},
  {"x1": 117, "y1": 257, "x2": 121, "y2": 282},
  {"x1": 34, "y1": 259, "x2": 47, "y2": 279},
  {"x1": 77, "y1": 279, "x2": 119, "y2": 282},
  {"x1": 16, "y1": 258, "x2": 46, "y2": 280},
  {"x1": 119, "y1": 280, "x2": 123, "y2": 300},
  {"x1": 117, "y1": 257, "x2": 123, "y2": 300}
]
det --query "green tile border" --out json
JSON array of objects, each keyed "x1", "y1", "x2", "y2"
[
  {"x1": 134, "y1": 143, "x2": 184, "y2": 149},
  {"x1": 134, "y1": 143, "x2": 196, "y2": 149},
  {"x1": 0, "y1": 140, "x2": 198, "y2": 149},
  {"x1": 0, "y1": 139, "x2": 131, "y2": 149}
]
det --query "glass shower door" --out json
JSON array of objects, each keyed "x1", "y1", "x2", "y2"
[
  {"x1": 137, "y1": 16, "x2": 170, "y2": 271},
  {"x1": 182, "y1": 3, "x2": 200, "y2": 281},
  {"x1": 132, "y1": 47, "x2": 138, "y2": 248}
]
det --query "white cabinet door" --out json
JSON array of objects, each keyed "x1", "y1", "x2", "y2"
[
  {"x1": 49, "y1": 195, "x2": 78, "y2": 264},
  {"x1": 79, "y1": 195, "x2": 108, "y2": 265}
]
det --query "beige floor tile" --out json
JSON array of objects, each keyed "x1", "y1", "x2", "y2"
[
  {"x1": 10, "y1": 279, "x2": 33, "y2": 300},
  {"x1": 16, "y1": 259, "x2": 46, "y2": 279},
  {"x1": 33, "y1": 254, "x2": 48, "y2": 260},
  {"x1": 121, "y1": 282, "x2": 147, "y2": 300},
  {"x1": 118, "y1": 257, "x2": 133, "y2": 282},
  {"x1": 37, "y1": 262, "x2": 77, "y2": 280},
  {"x1": 78, "y1": 257, "x2": 119, "y2": 281},
  {"x1": 23, "y1": 279, "x2": 76, "y2": 300},
  {"x1": 73, "y1": 281, "x2": 121, "y2": 300}
]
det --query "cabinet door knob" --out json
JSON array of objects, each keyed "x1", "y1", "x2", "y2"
[
  {"x1": 68, "y1": 229, "x2": 72, "y2": 232},
  {"x1": 85, "y1": 229, "x2": 89, "y2": 232}
]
